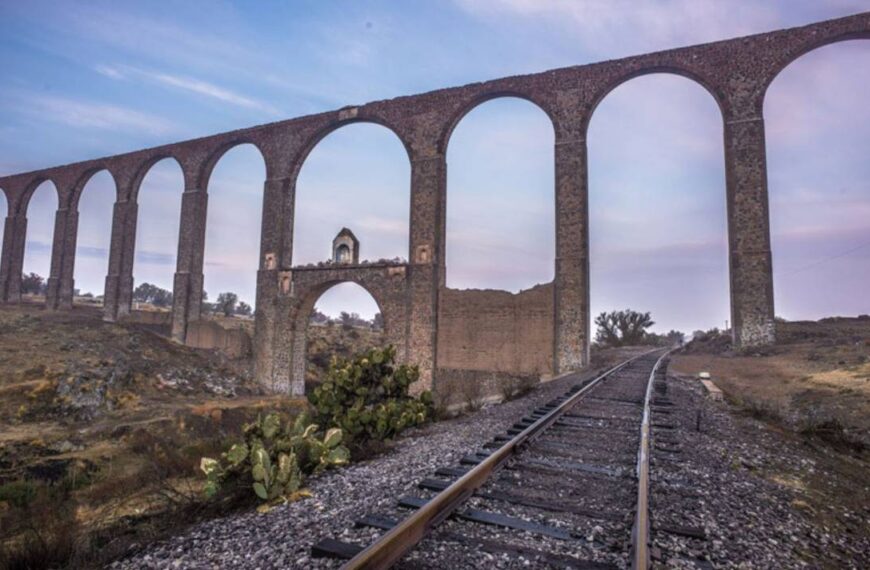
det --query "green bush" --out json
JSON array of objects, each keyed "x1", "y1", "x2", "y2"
[
  {"x1": 200, "y1": 412, "x2": 349, "y2": 505},
  {"x1": 308, "y1": 345, "x2": 433, "y2": 447}
]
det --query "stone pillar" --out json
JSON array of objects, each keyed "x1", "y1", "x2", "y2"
[
  {"x1": 103, "y1": 199, "x2": 137, "y2": 321},
  {"x1": 407, "y1": 154, "x2": 444, "y2": 392},
  {"x1": 46, "y1": 207, "x2": 78, "y2": 310},
  {"x1": 171, "y1": 188, "x2": 208, "y2": 342},
  {"x1": 0, "y1": 215, "x2": 27, "y2": 303},
  {"x1": 254, "y1": 176, "x2": 292, "y2": 393},
  {"x1": 553, "y1": 137, "x2": 590, "y2": 372},
  {"x1": 723, "y1": 114, "x2": 776, "y2": 347}
]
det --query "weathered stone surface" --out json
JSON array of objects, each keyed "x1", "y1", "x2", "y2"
[{"x1": 1, "y1": 12, "x2": 867, "y2": 394}]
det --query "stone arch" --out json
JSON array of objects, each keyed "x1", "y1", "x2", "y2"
[
  {"x1": 22, "y1": 179, "x2": 59, "y2": 288},
  {"x1": 285, "y1": 265, "x2": 410, "y2": 394},
  {"x1": 69, "y1": 166, "x2": 119, "y2": 211},
  {"x1": 199, "y1": 139, "x2": 270, "y2": 191},
  {"x1": 291, "y1": 120, "x2": 412, "y2": 266},
  {"x1": 439, "y1": 91, "x2": 557, "y2": 155},
  {"x1": 72, "y1": 169, "x2": 117, "y2": 300},
  {"x1": 586, "y1": 71, "x2": 729, "y2": 333},
  {"x1": 443, "y1": 95, "x2": 556, "y2": 291},
  {"x1": 763, "y1": 39, "x2": 870, "y2": 320},
  {"x1": 760, "y1": 32, "x2": 870, "y2": 111},
  {"x1": 289, "y1": 117, "x2": 413, "y2": 183},
  {"x1": 17, "y1": 176, "x2": 60, "y2": 217},
  {"x1": 584, "y1": 66, "x2": 726, "y2": 135},
  {"x1": 201, "y1": 143, "x2": 267, "y2": 310},
  {"x1": 133, "y1": 157, "x2": 185, "y2": 298},
  {"x1": 131, "y1": 155, "x2": 185, "y2": 202}
]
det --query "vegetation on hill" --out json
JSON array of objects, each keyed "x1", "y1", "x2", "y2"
[{"x1": 672, "y1": 316, "x2": 870, "y2": 454}]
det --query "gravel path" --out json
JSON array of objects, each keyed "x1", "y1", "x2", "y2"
[
  {"x1": 112, "y1": 349, "x2": 869, "y2": 569},
  {"x1": 649, "y1": 370, "x2": 870, "y2": 569}
]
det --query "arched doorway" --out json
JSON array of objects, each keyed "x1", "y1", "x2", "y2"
[{"x1": 302, "y1": 282, "x2": 384, "y2": 393}]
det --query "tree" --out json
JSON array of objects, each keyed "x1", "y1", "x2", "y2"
[
  {"x1": 235, "y1": 301, "x2": 252, "y2": 317},
  {"x1": 133, "y1": 283, "x2": 173, "y2": 307},
  {"x1": 594, "y1": 309, "x2": 655, "y2": 347},
  {"x1": 339, "y1": 311, "x2": 353, "y2": 330},
  {"x1": 21, "y1": 273, "x2": 46, "y2": 295},
  {"x1": 216, "y1": 292, "x2": 238, "y2": 317},
  {"x1": 372, "y1": 312, "x2": 384, "y2": 330}
]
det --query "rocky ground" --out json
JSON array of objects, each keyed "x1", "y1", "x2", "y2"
[
  {"x1": 111, "y1": 347, "x2": 869, "y2": 570},
  {"x1": 0, "y1": 304, "x2": 304, "y2": 567},
  {"x1": 650, "y1": 369, "x2": 869, "y2": 569}
]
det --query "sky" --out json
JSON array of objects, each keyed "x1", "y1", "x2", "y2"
[{"x1": 0, "y1": 0, "x2": 867, "y2": 333}]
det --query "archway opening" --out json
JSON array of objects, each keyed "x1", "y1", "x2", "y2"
[
  {"x1": 588, "y1": 74, "x2": 727, "y2": 343},
  {"x1": 766, "y1": 41, "x2": 870, "y2": 321},
  {"x1": 74, "y1": 170, "x2": 115, "y2": 306},
  {"x1": 304, "y1": 282, "x2": 384, "y2": 392},
  {"x1": 445, "y1": 97, "x2": 554, "y2": 291},
  {"x1": 294, "y1": 123, "x2": 409, "y2": 266},
  {"x1": 202, "y1": 144, "x2": 265, "y2": 324},
  {"x1": 22, "y1": 181, "x2": 58, "y2": 303},
  {"x1": 133, "y1": 159, "x2": 183, "y2": 314},
  {"x1": 294, "y1": 123, "x2": 409, "y2": 334}
]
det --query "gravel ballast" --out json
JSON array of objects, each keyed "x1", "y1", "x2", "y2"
[{"x1": 112, "y1": 348, "x2": 869, "y2": 569}]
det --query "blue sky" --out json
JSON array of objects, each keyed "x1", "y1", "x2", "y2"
[{"x1": 0, "y1": 0, "x2": 868, "y2": 332}]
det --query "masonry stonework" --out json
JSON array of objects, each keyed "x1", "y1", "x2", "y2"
[{"x1": 0, "y1": 13, "x2": 867, "y2": 395}]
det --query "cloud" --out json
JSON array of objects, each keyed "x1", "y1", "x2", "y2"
[
  {"x1": 12, "y1": 93, "x2": 176, "y2": 136},
  {"x1": 96, "y1": 65, "x2": 281, "y2": 116},
  {"x1": 453, "y1": 0, "x2": 781, "y2": 57}
]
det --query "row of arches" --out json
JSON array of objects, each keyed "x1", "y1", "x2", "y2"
[{"x1": 1, "y1": 40, "x2": 867, "y2": 335}]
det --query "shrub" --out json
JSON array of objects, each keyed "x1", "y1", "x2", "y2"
[
  {"x1": 308, "y1": 345, "x2": 433, "y2": 449},
  {"x1": 200, "y1": 412, "x2": 350, "y2": 505}
]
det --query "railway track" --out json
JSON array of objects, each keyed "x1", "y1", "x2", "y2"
[{"x1": 312, "y1": 349, "x2": 673, "y2": 569}]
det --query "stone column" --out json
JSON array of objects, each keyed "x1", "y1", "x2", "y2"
[
  {"x1": 171, "y1": 188, "x2": 208, "y2": 342},
  {"x1": 723, "y1": 113, "x2": 776, "y2": 347},
  {"x1": 0, "y1": 214, "x2": 27, "y2": 302},
  {"x1": 407, "y1": 154, "x2": 444, "y2": 392},
  {"x1": 46, "y1": 207, "x2": 78, "y2": 310},
  {"x1": 254, "y1": 176, "x2": 292, "y2": 393},
  {"x1": 553, "y1": 137, "x2": 590, "y2": 372},
  {"x1": 103, "y1": 199, "x2": 137, "y2": 321}
]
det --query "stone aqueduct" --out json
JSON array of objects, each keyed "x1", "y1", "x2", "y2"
[{"x1": 0, "y1": 13, "x2": 867, "y2": 395}]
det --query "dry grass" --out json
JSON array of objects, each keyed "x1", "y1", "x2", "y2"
[{"x1": 671, "y1": 317, "x2": 870, "y2": 453}]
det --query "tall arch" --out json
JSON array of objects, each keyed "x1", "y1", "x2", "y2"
[
  {"x1": 765, "y1": 40, "x2": 870, "y2": 320},
  {"x1": 73, "y1": 170, "x2": 115, "y2": 301},
  {"x1": 22, "y1": 180, "x2": 59, "y2": 300},
  {"x1": 588, "y1": 73, "x2": 728, "y2": 335},
  {"x1": 133, "y1": 158, "x2": 184, "y2": 309},
  {"x1": 444, "y1": 96, "x2": 555, "y2": 291},
  {"x1": 202, "y1": 143, "x2": 266, "y2": 313},
  {"x1": 294, "y1": 123, "x2": 410, "y2": 267}
]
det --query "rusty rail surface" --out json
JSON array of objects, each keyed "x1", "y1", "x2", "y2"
[
  {"x1": 631, "y1": 350, "x2": 671, "y2": 570},
  {"x1": 340, "y1": 348, "x2": 666, "y2": 570}
]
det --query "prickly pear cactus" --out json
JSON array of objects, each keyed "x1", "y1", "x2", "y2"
[
  {"x1": 308, "y1": 345, "x2": 434, "y2": 446},
  {"x1": 200, "y1": 410, "x2": 350, "y2": 505}
]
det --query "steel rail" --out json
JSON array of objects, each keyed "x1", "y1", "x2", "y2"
[
  {"x1": 340, "y1": 348, "x2": 664, "y2": 570},
  {"x1": 630, "y1": 350, "x2": 671, "y2": 570}
]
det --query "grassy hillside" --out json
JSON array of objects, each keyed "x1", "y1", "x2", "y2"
[
  {"x1": 0, "y1": 305, "x2": 306, "y2": 568},
  {"x1": 672, "y1": 317, "x2": 870, "y2": 452}
]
